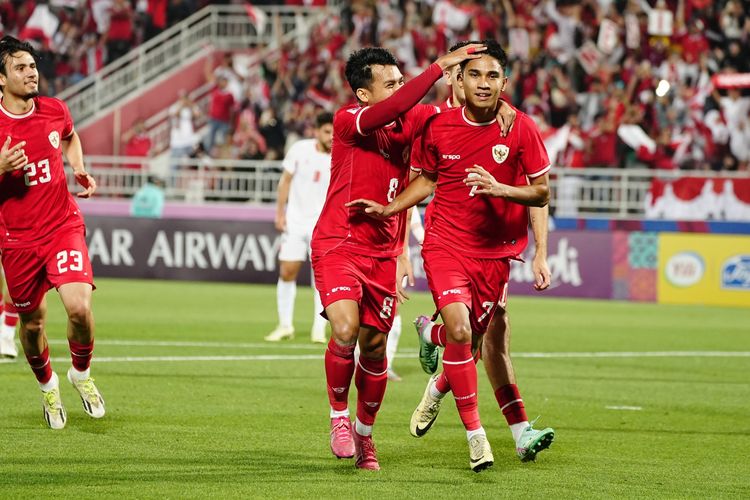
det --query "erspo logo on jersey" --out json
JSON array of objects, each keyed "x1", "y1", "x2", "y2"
[{"x1": 721, "y1": 255, "x2": 750, "y2": 290}]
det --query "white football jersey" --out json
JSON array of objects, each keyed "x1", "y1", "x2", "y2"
[{"x1": 283, "y1": 138, "x2": 331, "y2": 232}]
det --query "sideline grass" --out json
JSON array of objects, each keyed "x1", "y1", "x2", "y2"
[{"x1": 1, "y1": 279, "x2": 748, "y2": 498}]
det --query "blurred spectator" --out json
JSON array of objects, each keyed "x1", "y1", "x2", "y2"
[
  {"x1": 169, "y1": 90, "x2": 200, "y2": 171},
  {"x1": 122, "y1": 118, "x2": 152, "y2": 169},
  {"x1": 130, "y1": 176, "x2": 166, "y2": 218},
  {"x1": 202, "y1": 67, "x2": 235, "y2": 156},
  {"x1": 106, "y1": 0, "x2": 134, "y2": 64}
]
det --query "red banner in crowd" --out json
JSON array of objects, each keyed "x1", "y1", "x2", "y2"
[{"x1": 646, "y1": 177, "x2": 750, "y2": 221}]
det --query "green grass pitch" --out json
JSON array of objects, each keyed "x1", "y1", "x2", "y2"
[{"x1": 0, "y1": 278, "x2": 748, "y2": 498}]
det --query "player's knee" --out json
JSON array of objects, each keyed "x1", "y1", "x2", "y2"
[
  {"x1": 446, "y1": 323, "x2": 472, "y2": 344},
  {"x1": 66, "y1": 302, "x2": 92, "y2": 328},
  {"x1": 359, "y1": 336, "x2": 386, "y2": 360},
  {"x1": 329, "y1": 319, "x2": 358, "y2": 344},
  {"x1": 20, "y1": 317, "x2": 44, "y2": 339},
  {"x1": 279, "y1": 268, "x2": 298, "y2": 282}
]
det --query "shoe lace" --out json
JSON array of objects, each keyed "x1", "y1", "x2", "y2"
[
  {"x1": 43, "y1": 389, "x2": 60, "y2": 409},
  {"x1": 359, "y1": 436, "x2": 377, "y2": 457},
  {"x1": 332, "y1": 419, "x2": 350, "y2": 438},
  {"x1": 469, "y1": 435, "x2": 484, "y2": 456},
  {"x1": 425, "y1": 399, "x2": 441, "y2": 416},
  {"x1": 79, "y1": 378, "x2": 100, "y2": 402}
]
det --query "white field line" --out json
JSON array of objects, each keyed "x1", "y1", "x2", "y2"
[
  {"x1": 43, "y1": 340, "x2": 750, "y2": 360},
  {"x1": 50, "y1": 354, "x2": 323, "y2": 363},
  {"x1": 606, "y1": 406, "x2": 643, "y2": 411},
  {"x1": 26, "y1": 350, "x2": 750, "y2": 363}
]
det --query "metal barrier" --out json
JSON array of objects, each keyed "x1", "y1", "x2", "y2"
[{"x1": 71, "y1": 158, "x2": 749, "y2": 220}]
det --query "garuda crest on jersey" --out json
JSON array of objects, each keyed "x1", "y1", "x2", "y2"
[
  {"x1": 48, "y1": 131, "x2": 60, "y2": 149},
  {"x1": 492, "y1": 144, "x2": 509, "y2": 164}
]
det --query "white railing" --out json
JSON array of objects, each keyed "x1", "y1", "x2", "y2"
[
  {"x1": 57, "y1": 4, "x2": 332, "y2": 127},
  {"x1": 68, "y1": 160, "x2": 750, "y2": 220}
]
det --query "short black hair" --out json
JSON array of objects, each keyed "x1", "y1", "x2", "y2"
[
  {"x1": 459, "y1": 39, "x2": 508, "y2": 73},
  {"x1": 448, "y1": 40, "x2": 474, "y2": 53},
  {"x1": 0, "y1": 36, "x2": 37, "y2": 78},
  {"x1": 345, "y1": 47, "x2": 399, "y2": 96},
  {"x1": 315, "y1": 111, "x2": 333, "y2": 128}
]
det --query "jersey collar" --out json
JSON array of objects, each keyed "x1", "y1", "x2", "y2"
[
  {"x1": 0, "y1": 97, "x2": 36, "y2": 119},
  {"x1": 461, "y1": 106, "x2": 494, "y2": 127}
]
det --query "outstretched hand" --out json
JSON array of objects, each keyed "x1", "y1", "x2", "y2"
[
  {"x1": 345, "y1": 198, "x2": 390, "y2": 219},
  {"x1": 74, "y1": 170, "x2": 97, "y2": 198},
  {"x1": 0, "y1": 136, "x2": 28, "y2": 174}
]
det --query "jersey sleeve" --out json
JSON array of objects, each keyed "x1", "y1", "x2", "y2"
[
  {"x1": 407, "y1": 105, "x2": 440, "y2": 173},
  {"x1": 418, "y1": 117, "x2": 440, "y2": 175},
  {"x1": 282, "y1": 142, "x2": 301, "y2": 175},
  {"x1": 356, "y1": 63, "x2": 443, "y2": 135},
  {"x1": 61, "y1": 99, "x2": 74, "y2": 139},
  {"x1": 518, "y1": 114, "x2": 551, "y2": 178},
  {"x1": 333, "y1": 106, "x2": 364, "y2": 143}
]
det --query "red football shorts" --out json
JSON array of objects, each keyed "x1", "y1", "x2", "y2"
[
  {"x1": 2, "y1": 225, "x2": 95, "y2": 313},
  {"x1": 422, "y1": 242, "x2": 510, "y2": 335},
  {"x1": 312, "y1": 248, "x2": 397, "y2": 333}
]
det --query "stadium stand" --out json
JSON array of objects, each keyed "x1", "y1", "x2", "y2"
[{"x1": 2, "y1": 0, "x2": 748, "y2": 219}]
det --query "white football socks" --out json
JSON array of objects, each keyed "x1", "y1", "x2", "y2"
[
  {"x1": 385, "y1": 315, "x2": 401, "y2": 370},
  {"x1": 510, "y1": 421, "x2": 529, "y2": 443},
  {"x1": 276, "y1": 278, "x2": 296, "y2": 329}
]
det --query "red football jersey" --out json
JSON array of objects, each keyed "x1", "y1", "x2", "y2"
[
  {"x1": 0, "y1": 97, "x2": 84, "y2": 249},
  {"x1": 312, "y1": 102, "x2": 438, "y2": 258},
  {"x1": 416, "y1": 106, "x2": 550, "y2": 259}
]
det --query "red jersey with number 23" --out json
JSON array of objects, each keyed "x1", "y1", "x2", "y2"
[
  {"x1": 0, "y1": 97, "x2": 84, "y2": 249},
  {"x1": 312, "y1": 102, "x2": 437, "y2": 258},
  {"x1": 417, "y1": 106, "x2": 550, "y2": 259}
]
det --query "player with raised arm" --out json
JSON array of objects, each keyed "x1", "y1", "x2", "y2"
[
  {"x1": 347, "y1": 40, "x2": 552, "y2": 471},
  {"x1": 311, "y1": 43, "x2": 490, "y2": 471},
  {"x1": 0, "y1": 36, "x2": 104, "y2": 429},
  {"x1": 265, "y1": 111, "x2": 333, "y2": 344},
  {"x1": 413, "y1": 40, "x2": 555, "y2": 463}
]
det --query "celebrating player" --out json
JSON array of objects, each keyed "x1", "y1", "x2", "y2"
[
  {"x1": 311, "y1": 43, "x2": 489, "y2": 470},
  {"x1": 265, "y1": 111, "x2": 334, "y2": 344},
  {"x1": 413, "y1": 40, "x2": 555, "y2": 463},
  {"x1": 347, "y1": 40, "x2": 552, "y2": 471},
  {"x1": 0, "y1": 36, "x2": 104, "y2": 429}
]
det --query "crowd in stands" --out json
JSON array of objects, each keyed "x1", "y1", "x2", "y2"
[
  {"x1": 3, "y1": 0, "x2": 749, "y2": 172},
  {"x1": 0, "y1": 0, "x2": 216, "y2": 95},
  {"x1": 190, "y1": 0, "x2": 750, "y2": 173}
]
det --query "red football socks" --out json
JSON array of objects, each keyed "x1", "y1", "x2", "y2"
[
  {"x1": 68, "y1": 339, "x2": 94, "y2": 372},
  {"x1": 443, "y1": 342, "x2": 481, "y2": 431},
  {"x1": 26, "y1": 345, "x2": 53, "y2": 384},
  {"x1": 355, "y1": 356, "x2": 388, "y2": 427},
  {"x1": 430, "y1": 323, "x2": 447, "y2": 347},
  {"x1": 325, "y1": 339, "x2": 356, "y2": 412},
  {"x1": 495, "y1": 384, "x2": 528, "y2": 425}
]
